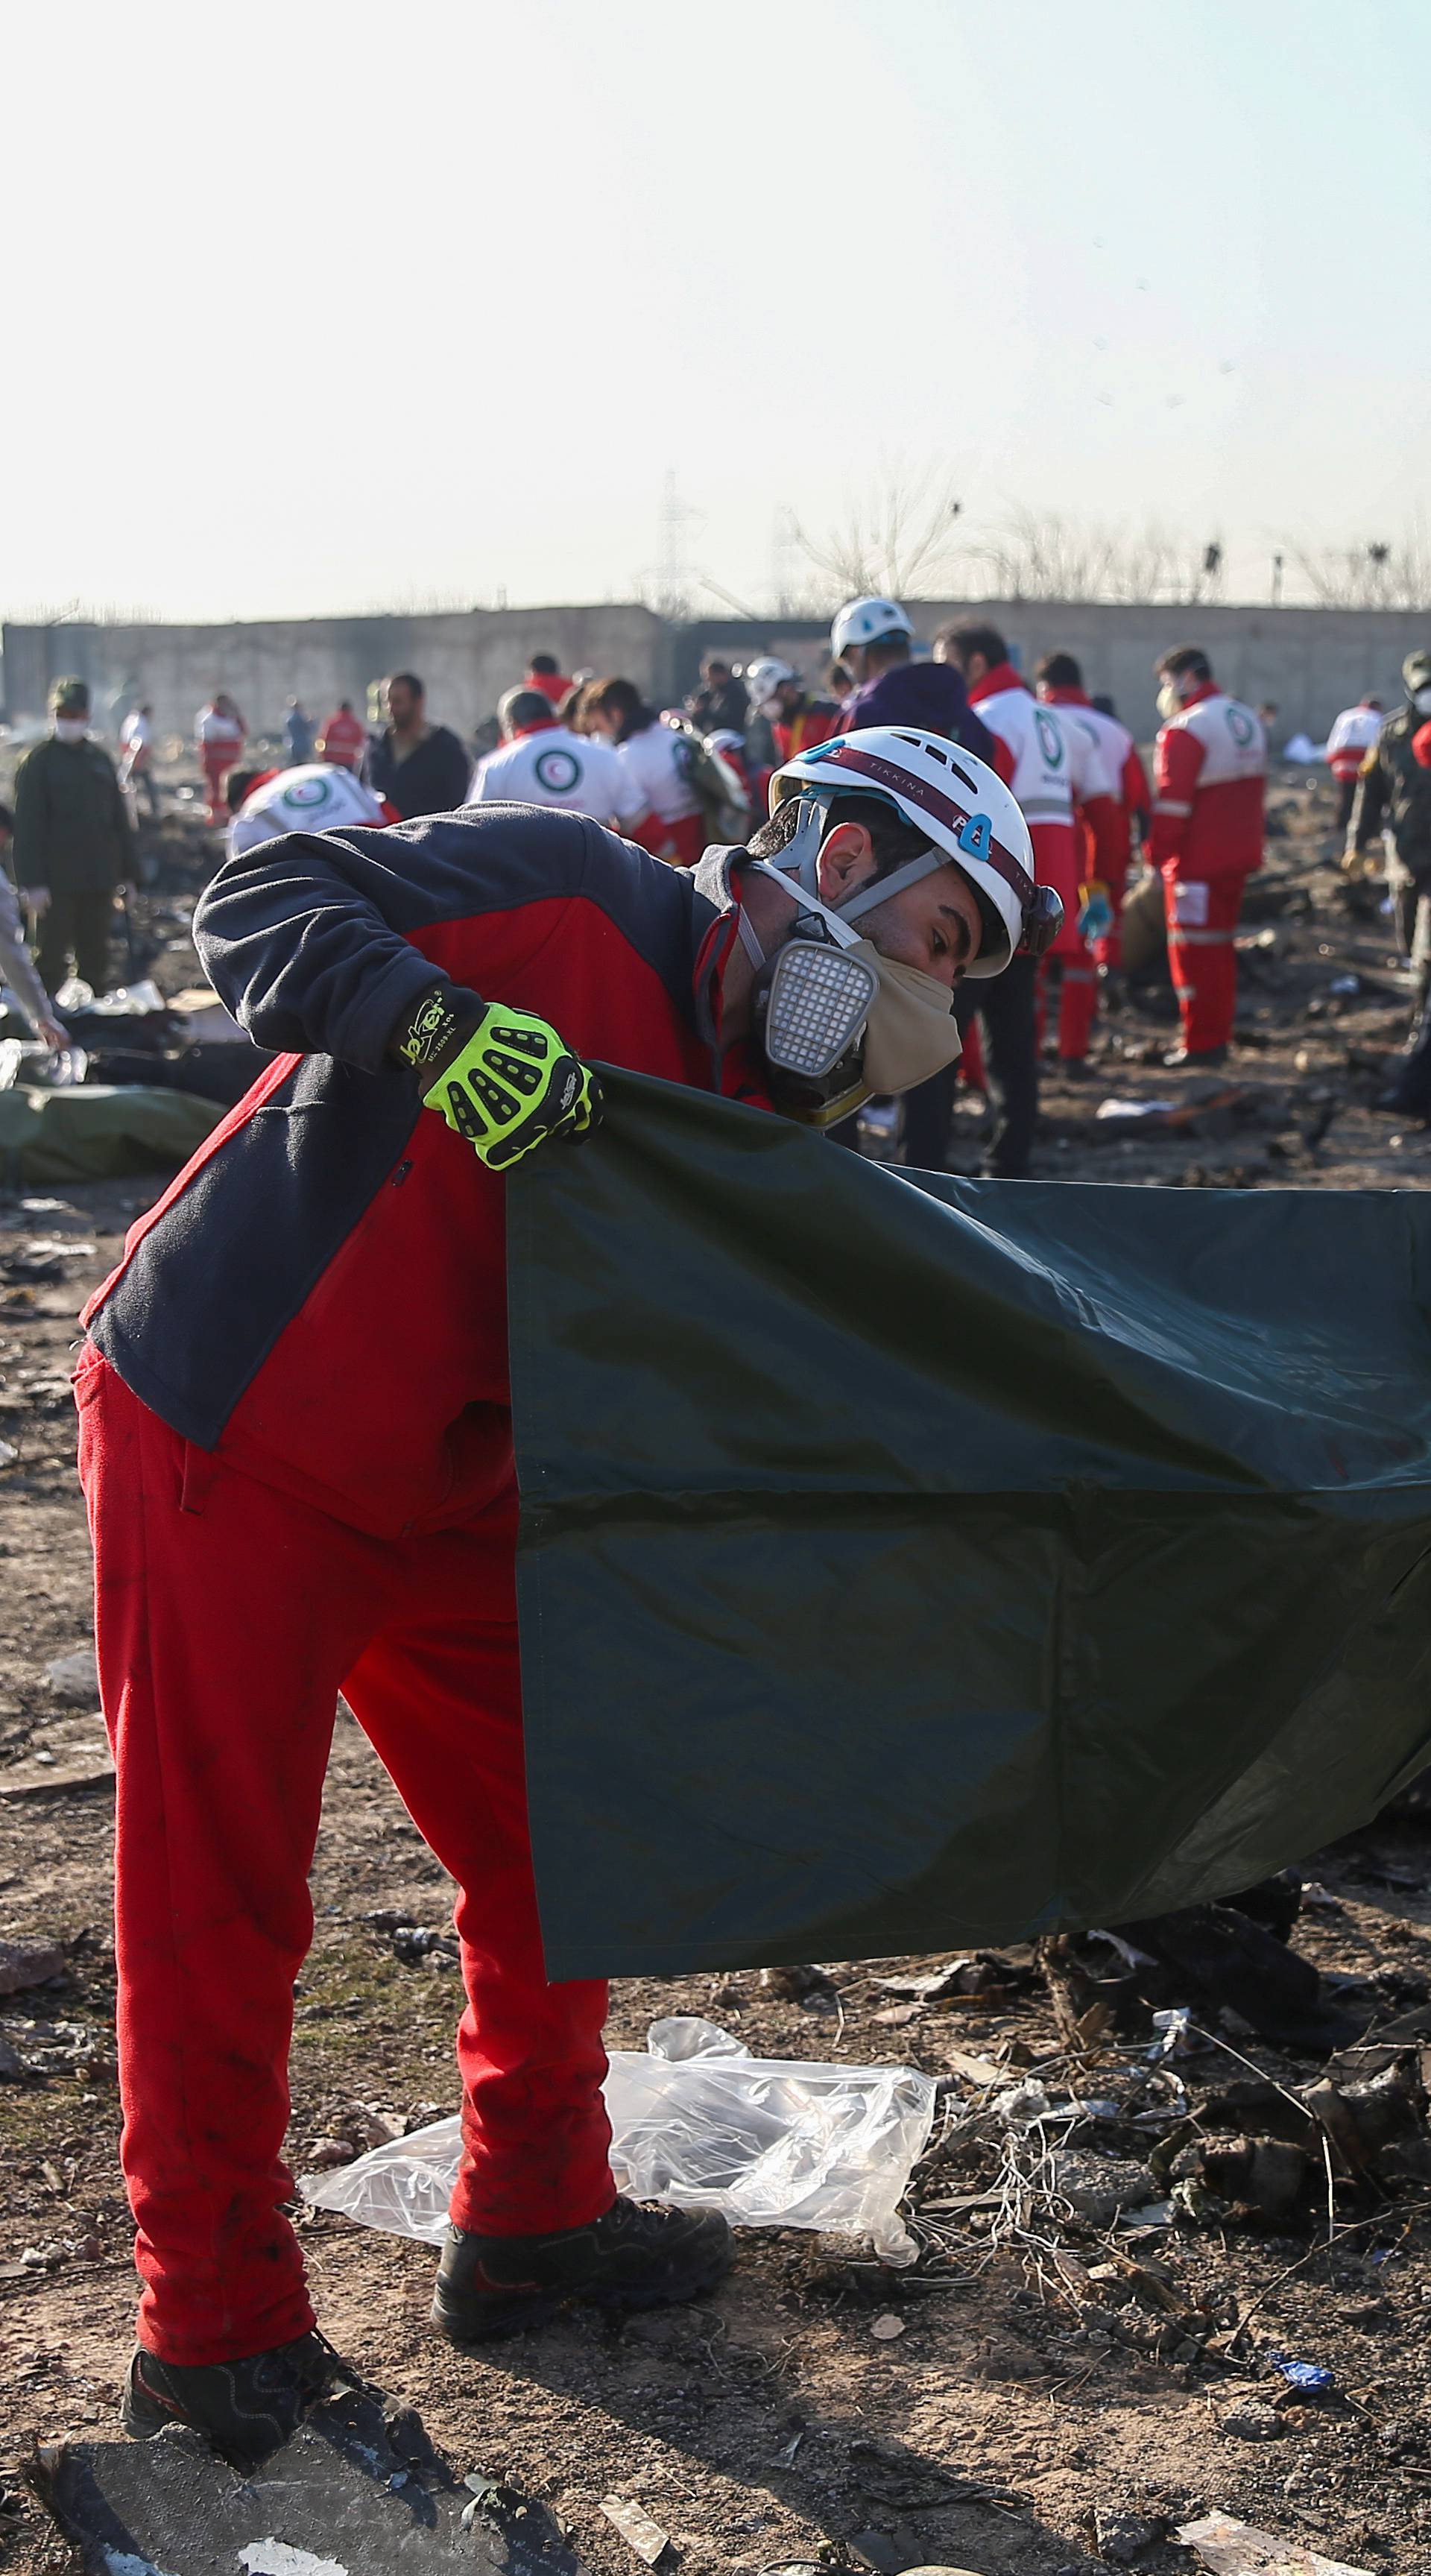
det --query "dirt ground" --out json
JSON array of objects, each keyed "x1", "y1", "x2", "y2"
[{"x1": 3, "y1": 772, "x2": 1431, "y2": 2575}]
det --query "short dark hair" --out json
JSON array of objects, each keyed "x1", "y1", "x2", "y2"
[
  {"x1": 226, "y1": 768, "x2": 262, "y2": 812},
  {"x1": 748, "y1": 789, "x2": 932, "y2": 880},
  {"x1": 388, "y1": 671, "x2": 424, "y2": 698},
  {"x1": 702, "y1": 655, "x2": 730, "y2": 678},
  {"x1": 590, "y1": 677, "x2": 654, "y2": 739},
  {"x1": 938, "y1": 619, "x2": 1006, "y2": 670},
  {"x1": 1034, "y1": 651, "x2": 1082, "y2": 690},
  {"x1": 528, "y1": 653, "x2": 560, "y2": 677},
  {"x1": 500, "y1": 686, "x2": 557, "y2": 733},
  {"x1": 1156, "y1": 644, "x2": 1211, "y2": 684}
]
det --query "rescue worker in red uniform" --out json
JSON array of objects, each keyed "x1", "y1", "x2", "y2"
[
  {"x1": 1148, "y1": 645, "x2": 1266, "y2": 1066},
  {"x1": 1034, "y1": 654, "x2": 1150, "y2": 975},
  {"x1": 315, "y1": 701, "x2": 368, "y2": 773},
  {"x1": 937, "y1": 621, "x2": 1103, "y2": 1064},
  {"x1": 78, "y1": 736, "x2": 1054, "y2": 2469}
]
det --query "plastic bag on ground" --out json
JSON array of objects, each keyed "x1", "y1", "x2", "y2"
[{"x1": 300, "y1": 2015, "x2": 935, "y2": 2265}]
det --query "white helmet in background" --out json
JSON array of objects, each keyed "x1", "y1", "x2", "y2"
[
  {"x1": 768, "y1": 725, "x2": 1057, "y2": 979},
  {"x1": 744, "y1": 657, "x2": 797, "y2": 716},
  {"x1": 830, "y1": 596, "x2": 913, "y2": 661}
]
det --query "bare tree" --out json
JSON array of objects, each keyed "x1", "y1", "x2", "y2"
[
  {"x1": 788, "y1": 464, "x2": 964, "y2": 605},
  {"x1": 1286, "y1": 533, "x2": 1431, "y2": 612},
  {"x1": 962, "y1": 510, "x2": 1225, "y2": 607}
]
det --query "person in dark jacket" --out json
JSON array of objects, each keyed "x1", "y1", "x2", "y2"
[
  {"x1": 832, "y1": 596, "x2": 996, "y2": 766},
  {"x1": 12, "y1": 677, "x2": 134, "y2": 995},
  {"x1": 367, "y1": 672, "x2": 471, "y2": 821},
  {"x1": 685, "y1": 654, "x2": 749, "y2": 737},
  {"x1": 1355, "y1": 651, "x2": 1431, "y2": 1008}
]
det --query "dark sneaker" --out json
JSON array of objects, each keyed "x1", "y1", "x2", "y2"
[
  {"x1": 432, "y1": 2196, "x2": 734, "y2": 2344},
  {"x1": 1163, "y1": 1044, "x2": 1228, "y2": 1069},
  {"x1": 122, "y1": 2329, "x2": 359, "y2": 2469}
]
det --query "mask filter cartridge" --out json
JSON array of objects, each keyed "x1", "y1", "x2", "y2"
[{"x1": 759, "y1": 941, "x2": 878, "y2": 1079}]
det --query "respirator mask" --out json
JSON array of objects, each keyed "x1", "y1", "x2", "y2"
[{"x1": 739, "y1": 796, "x2": 967, "y2": 1128}]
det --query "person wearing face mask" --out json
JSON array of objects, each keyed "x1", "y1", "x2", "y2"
[
  {"x1": 74, "y1": 733, "x2": 1055, "y2": 2469},
  {"x1": 1353, "y1": 653, "x2": 1431, "y2": 1019},
  {"x1": 1148, "y1": 645, "x2": 1266, "y2": 1067},
  {"x1": 11, "y1": 678, "x2": 136, "y2": 999}
]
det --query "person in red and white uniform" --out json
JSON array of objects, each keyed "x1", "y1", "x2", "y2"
[
  {"x1": 470, "y1": 689, "x2": 652, "y2": 834},
  {"x1": 195, "y1": 695, "x2": 247, "y2": 825},
  {"x1": 937, "y1": 621, "x2": 1102, "y2": 1063},
  {"x1": 523, "y1": 653, "x2": 574, "y2": 709},
  {"x1": 1034, "y1": 655, "x2": 1150, "y2": 974},
  {"x1": 315, "y1": 702, "x2": 369, "y2": 774},
  {"x1": 1149, "y1": 645, "x2": 1266, "y2": 1066},
  {"x1": 227, "y1": 763, "x2": 394, "y2": 861},
  {"x1": 583, "y1": 677, "x2": 706, "y2": 867},
  {"x1": 1326, "y1": 695, "x2": 1384, "y2": 847}
]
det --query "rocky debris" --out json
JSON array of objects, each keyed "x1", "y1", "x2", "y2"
[
  {"x1": 364, "y1": 1908, "x2": 460, "y2": 1968},
  {"x1": 44, "y1": 1646, "x2": 100, "y2": 1705},
  {"x1": 1178, "y1": 2508, "x2": 1374, "y2": 2574},
  {"x1": 599, "y1": 2493, "x2": 671, "y2": 2564},
  {"x1": 31, "y1": 2382, "x2": 583, "y2": 2576},
  {"x1": 0, "y1": 1939, "x2": 66, "y2": 1997},
  {"x1": 1091, "y1": 2501, "x2": 1166, "y2": 2562}
]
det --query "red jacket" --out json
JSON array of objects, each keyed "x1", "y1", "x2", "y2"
[
  {"x1": 1150, "y1": 681, "x2": 1266, "y2": 880},
  {"x1": 527, "y1": 669, "x2": 573, "y2": 706},
  {"x1": 317, "y1": 708, "x2": 368, "y2": 770},
  {"x1": 83, "y1": 810, "x2": 760, "y2": 1537},
  {"x1": 772, "y1": 700, "x2": 842, "y2": 763}
]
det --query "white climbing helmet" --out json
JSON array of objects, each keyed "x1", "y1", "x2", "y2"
[
  {"x1": 830, "y1": 596, "x2": 914, "y2": 661},
  {"x1": 767, "y1": 725, "x2": 1057, "y2": 978},
  {"x1": 744, "y1": 657, "x2": 797, "y2": 716}
]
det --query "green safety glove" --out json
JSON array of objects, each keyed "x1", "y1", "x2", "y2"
[{"x1": 396, "y1": 988, "x2": 601, "y2": 1171}]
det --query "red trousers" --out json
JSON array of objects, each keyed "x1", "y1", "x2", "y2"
[
  {"x1": 76, "y1": 1351, "x2": 613, "y2": 2368},
  {"x1": 1162, "y1": 868, "x2": 1246, "y2": 1052},
  {"x1": 200, "y1": 745, "x2": 237, "y2": 823},
  {"x1": 1034, "y1": 822, "x2": 1098, "y2": 1060},
  {"x1": 631, "y1": 811, "x2": 704, "y2": 868}
]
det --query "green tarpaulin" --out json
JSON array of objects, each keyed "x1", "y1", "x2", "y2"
[
  {"x1": 0, "y1": 1085, "x2": 221, "y2": 1184},
  {"x1": 508, "y1": 1069, "x2": 1431, "y2": 1982}
]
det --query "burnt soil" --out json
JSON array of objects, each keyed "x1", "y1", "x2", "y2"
[{"x1": 3, "y1": 772, "x2": 1431, "y2": 2575}]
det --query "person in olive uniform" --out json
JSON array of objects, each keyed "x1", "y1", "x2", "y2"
[{"x1": 13, "y1": 678, "x2": 135, "y2": 996}]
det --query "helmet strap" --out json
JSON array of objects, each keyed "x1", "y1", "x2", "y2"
[{"x1": 838, "y1": 847, "x2": 945, "y2": 922}]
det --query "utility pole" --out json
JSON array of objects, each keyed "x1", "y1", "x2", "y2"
[
  {"x1": 1271, "y1": 552, "x2": 1283, "y2": 607},
  {"x1": 656, "y1": 471, "x2": 698, "y2": 622}
]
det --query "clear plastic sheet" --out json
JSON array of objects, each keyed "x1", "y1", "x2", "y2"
[{"x1": 300, "y1": 2015, "x2": 936, "y2": 2265}]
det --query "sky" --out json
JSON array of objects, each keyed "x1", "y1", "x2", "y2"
[{"x1": 5, "y1": 0, "x2": 1428, "y2": 625}]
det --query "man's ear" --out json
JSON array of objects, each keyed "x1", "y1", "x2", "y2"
[{"x1": 815, "y1": 821, "x2": 878, "y2": 906}]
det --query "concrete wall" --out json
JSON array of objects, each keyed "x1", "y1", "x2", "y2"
[
  {"x1": 5, "y1": 595, "x2": 1429, "y2": 748},
  {"x1": 682, "y1": 600, "x2": 1431, "y2": 745},
  {"x1": 0, "y1": 604, "x2": 675, "y2": 745}
]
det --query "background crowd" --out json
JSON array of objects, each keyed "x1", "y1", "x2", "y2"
[{"x1": 5, "y1": 609, "x2": 1431, "y2": 1166}]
